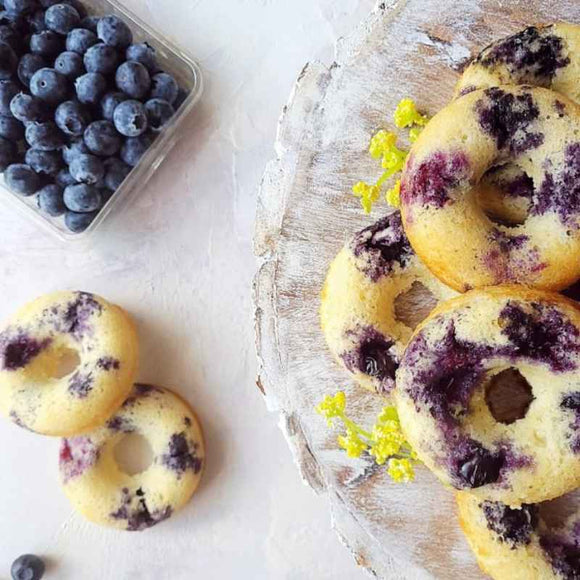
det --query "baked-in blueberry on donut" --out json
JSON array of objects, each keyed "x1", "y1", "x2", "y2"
[
  {"x1": 400, "y1": 85, "x2": 580, "y2": 292},
  {"x1": 455, "y1": 23, "x2": 580, "y2": 103},
  {"x1": 0, "y1": 291, "x2": 138, "y2": 436},
  {"x1": 59, "y1": 384, "x2": 205, "y2": 531},
  {"x1": 395, "y1": 286, "x2": 580, "y2": 506},
  {"x1": 320, "y1": 212, "x2": 456, "y2": 395},
  {"x1": 457, "y1": 492, "x2": 580, "y2": 580}
]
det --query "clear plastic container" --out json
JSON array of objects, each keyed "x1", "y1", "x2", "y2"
[{"x1": 1, "y1": 0, "x2": 203, "y2": 241}]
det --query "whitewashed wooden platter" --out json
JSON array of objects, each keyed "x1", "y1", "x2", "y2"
[{"x1": 253, "y1": 1, "x2": 580, "y2": 578}]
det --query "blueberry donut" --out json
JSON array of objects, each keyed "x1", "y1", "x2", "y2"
[
  {"x1": 455, "y1": 23, "x2": 580, "y2": 103},
  {"x1": 400, "y1": 85, "x2": 580, "y2": 292},
  {"x1": 59, "y1": 384, "x2": 205, "y2": 531},
  {"x1": 320, "y1": 212, "x2": 457, "y2": 395},
  {"x1": 0, "y1": 291, "x2": 138, "y2": 436},
  {"x1": 457, "y1": 492, "x2": 580, "y2": 579},
  {"x1": 395, "y1": 286, "x2": 580, "y2": 506}
]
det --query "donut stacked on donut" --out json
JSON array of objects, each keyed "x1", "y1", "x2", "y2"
[{"x1": 0, "y1": 291, "x2": 205, "y2": 531}]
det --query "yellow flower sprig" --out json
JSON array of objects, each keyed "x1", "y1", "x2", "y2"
[
  {"x1": 352, "y1": 98, "x2": 429, "y2": 214},
  {"x1": 316, "y1": 392, "x2": 419, "y2": 483}
]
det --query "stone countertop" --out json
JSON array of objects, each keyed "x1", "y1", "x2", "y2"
[{"x1": 0, "y1": 0, "x2": 373, "y2": 578}]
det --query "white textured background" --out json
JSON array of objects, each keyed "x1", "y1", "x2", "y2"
[{"x1": 0, "y1": 0, "x2": 375, "y2": 578}]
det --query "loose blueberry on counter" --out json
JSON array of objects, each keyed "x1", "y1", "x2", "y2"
[
  {"x1": 25, "y1": 148, "x2": 62, "y2": 175},
  {"x1": 84, "y1": 120, "x2": 121, "y2": 156},
  {"x1": 121, "y1": 132, "x2": 154, "y2": 167},
  {"x1": 69, "y1": 153, "x2": 104, "y2": 184},
  {"x1": 150, "y1": 72, "x2": 178, "y2": 105},
  {"x1": 74, "y1": 71, "x2": 106, "y2": 104},
  {"x1": 62, "y1": 137, "x2": 88, "y2": 164},
  {"x1": 0, "y1": 80, "x2": 19, "y2": 115},
  {"x1": 30, "y1": 67, "x2": 69, "y2": 103},
  {"x1": 0, "y1": 41, "x2": 17, "y2": 79},
  {"x1": 113, "y1": 99, "x2": 147, "y2": 137},
  {"x1": 30, "y1": 31, "x2": 64, "y2": 57},
  {"x1": 5, "y1": 163, "x2": 41, "y2": 195},
  {"x1": 66, "y1": 27, "x2": 97, "y2": 54},
  {"x1": 37, "y1": 183, "x2": 65, "y2": 216},
  {"x1": 80, "y1": 15, "x2": 99, "y2": 32},
  {"x1": 45, "y1": 3, "x2": 81, "y2": 35},
  {"x1": 0, "y1": 115, "x2": 25, "y2": 141},
  {"x1": 65, "y1": 208, "x2": 96, "y2": 232},
  {"x1": 17, "y1": 53, "x2": 47, "y2": 86},
  {"x1": 10, "y1": 553, "x2": 45, "y2": 580},
  {"x1": 145, "y1": 98, "x2": 174, "y2": 132},
  {"x1": 10, "y1": 93, "x2": 44, "y2": 124},
  {"x1": 55, "y1": 100, "x2": 90, "y2": 136},
  {"x1": 0, "y1": 135, "x2": 16, "y2": 169},
  {"x1": 25, "y1": 121, "x2": 64, "y2": 150},
  {"x1": 104, "y1": 156, "x2": 131, "y2": 190},
  {"x1": 100, "y1": 91, "x2": 126, "y2": 121},
  {"x1": 116, "y1": 61, "x2": 150, "y2": 100},
  {"x1": 63, "y1": 182, "x2": 102, "y2": 212},
  {"x1": 56, "y1": 167, "x2": 76, "y2": 187},
  {"x1": 55, "y1": 50, "x2": 83, "y2": 78},
  {"x1": 83, "y1": 43, "x2": 117, "y2": 75},
  {"x1": 97, "y1": 15, "x2": 132, "y2": 48},
  {"x1": 126, "y1": 42, "x2": 157, "y2": 72}
]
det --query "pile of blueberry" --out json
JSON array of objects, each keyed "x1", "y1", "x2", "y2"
[{"x1": 0, "y1": 0, "x2": 187, "y2": 233}]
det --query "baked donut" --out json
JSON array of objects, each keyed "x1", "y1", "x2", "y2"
[
  {"x1": 59, "y1": 384, "x2": 205, "y2": 531},
  {"x1": 399, "y1": 85, "x2": 580, "y2": 292},
  {"x1": 457, "y1": 492, "x2": 580, "y2": 579},
  {"x1": 455, "y1": 23, "x2": 580, "y2": 103},
  {"x1": 0, "y1": 291, "x2": 138, "y2": 436},
  {"x1": 395, "y1": 286, "x2": 580, "y2": 506},
  {"x1": 320, "y1": 212, "x2": 456, "y2": 395}
]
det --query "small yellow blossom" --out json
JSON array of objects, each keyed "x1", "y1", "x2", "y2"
[
  {"x1": 316, "y1": 391, "x2": 346, "y2": 426},
  {"x1": 409, "y1": 126, "x2": 423, "y2": 143},
  {"x1": 385, "y1": 180, "x2": 401, "y2": 208},
  {"x1": 369, "y1": 130, "x2": 397, "y2": 159},
  {"x1": 393, "y1": 98, "x2": 428, "y2": 129},
  {"x1": 381, "y1": 144, "x2": 407, "y2": 175},
  {"x1": 352, "y1": 181, "x2": 380, "y2": 214},
  {"x1": 338, "y1": 429, "x2": 368, "y2": 458},
  {"x1": 387, "y1": 458, "x2": 415, "y2": 483}
]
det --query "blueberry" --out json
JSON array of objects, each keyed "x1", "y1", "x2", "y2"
[
  {"x1": 63, "y1": 182, "x2": 102, "y2": 212},
  {"x1": 79, "y1": 15, "x2": 99, "y2": 32},
  {"x1": 25, "y1": 121, "x2": 64, "y2": 150},
  {"x1": 84, "y1": 120, "x2": 120, "y2": 156},
  {"x1": 70, "y1": 153, "x2": 104, "y2": 184},
  {"x1": 4, "y1": 0, "x2": 36, "y2": 13},
  {"x1": 113, "y1": 99, "x2": 147, "y2": 137},
  {"x1": 56, "y1": 166, "x2": 75, "y2": 186},
  {"x1": 83, "y1": 43, "x2": 117, "y2": 74},
  {"x1": 150, "y1": 72, "x2": 178, "y2": 105},
  {"x1": 125, "y1": 43, "x2": 157, "y2": 72},
  {"x1": 116, "y1": 61, "x2": 150, "y2": 99},
  {"x1": 104, "y1": 156, "x2": 130, "y2": 190},
  {"x1": 75, "y1": 72, "x2": 106, "y2": 104},
  {"x1": 55, "y1": 100, "x2": 90, "y2": 136},
  {"x1": 39, "y1": 0, "x2": 62, "y2": 6},
  {"x1": 61, "y1": 0, "x2": 85, "y2": 18},
  {"x1": 61, "y1": 137, "x2": 88, "y2": 164},
  {"x1": 0, "y1": 11, "x2": 26, "y2": 31},
  {"x1": 0, "y1": 42, "x2": 17, "y2": 80},
  {"x1": 30, "y1": 31, "x2": 64, "y2": 56},
  {"x1": 10, "y1": 554, "x2": 45, "y2": 580},
  {"x1": 27, "y1": 10, "x2": 48, "y2": 33},
  {"x1": 5, "y1": 163, "x2": 40, "y2": 195},
  {"x1": 30, "y1": 68, "x2": 69, "y2": 103},
  {"x1": 100, "y1": 91, "x2": 126, "y2": 121},
  {"x1": 0, "y1": 24, "x2": 23, "y2": 51},
  {"x1": 66, "y1": 27, "x2": 97, "y2": 54},
  {"x1": 97, "y1": 15, "x2": 132, "y2": 48},
  {"x1": 10, "y1": 93, "x2": 44, "y2": 123},
  {"x1": 55, "y1": 51, "x2": 83, "y2": 77},
  {"x1": 0, "y1": 115, "x2": 24, "y2": 141},
  {"x1": 0, "y1": 81, "x2": 19, "y2": 115},
  {"x1": 45, "y1": 3, "x2": 80, "y2": 34},
  {"x1": 120, "y1": 132, "x2": 154, "y2": 167},
  {"x1": 25, "y1": 148, "x2": 62, "y2": 174},
  {"x1": 0, "y1": 135, "x2": 15, "y2": 169},
  {"x1": 37, "y1": 183, "x2": 65, "y2": 216},
  {"x1": 18, "y1": 54, "x2": 47, "y2": 87},
  {"x1": 145, "y1": 98, "x2": 174, "y2": 132},
  {"x1": 174, "y1": 87, "x2": 188, "y2": 110},
  {"x1": 65, "y1": 208, "x2": 97, "y2": 232}
]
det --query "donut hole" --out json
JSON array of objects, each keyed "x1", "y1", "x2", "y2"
[
  {"x1": 394, "y1": 282, "x2": 438, "y2": 330},
  {"x1": 114, "y1": 433, "x2": 154, "y2": 476},
  {"x1": 485, "y1": 368, "x2": 534, "y2": 424},
  {"x1": 50, "y1": 348, "x2": 81, "y2": 379}
]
